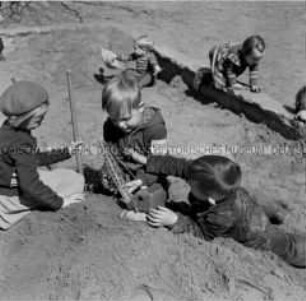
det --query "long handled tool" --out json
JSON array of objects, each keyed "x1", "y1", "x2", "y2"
[{"x1": 66, "y1": 70, "x2": 82, "y2": 173}]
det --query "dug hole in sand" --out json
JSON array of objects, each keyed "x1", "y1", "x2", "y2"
[{"x1": 0, "y1": 2, "x2": 306, "y2": 301}]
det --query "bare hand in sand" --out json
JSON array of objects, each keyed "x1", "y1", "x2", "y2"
[
  {"x1": 69, "y1": 140, "x2": 83, "y2": 155},
  {"x1": 147, "y1": 206, "x2": 178, "y2": 227},
  {"x1": 250, "y1": 84, "x2": 261, "y2": 93},
  {"x1": 62, "y1": 193, "x2": 84, "y2": 208}
]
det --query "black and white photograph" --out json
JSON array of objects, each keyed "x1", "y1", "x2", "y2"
[{"x1": 0, "y1": 0, "x2": 305, "y2": 300}]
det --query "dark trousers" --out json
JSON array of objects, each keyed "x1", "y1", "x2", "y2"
[{"x1": 197, "y1": 193, "x2": 306, "y2": 268}]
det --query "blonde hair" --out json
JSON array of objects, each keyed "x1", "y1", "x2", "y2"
[{"x1": 102, "y1": 70, "x2": 142, "y2": 120}]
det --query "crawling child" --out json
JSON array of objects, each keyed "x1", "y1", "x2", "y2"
[
  {"x1": 196, "y1": 35, "x2": 265, "y2": 94},
  {"x1": 99, "y1": 35, "x2": 161, "y2": 88}
]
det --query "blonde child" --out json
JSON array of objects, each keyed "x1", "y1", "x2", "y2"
[
  {"x1": 201, "y1": 35, "x2": 265, "y2": 94},
  {"x1": 100, "y1": 35, "x2": 161, "y2": 88},
  {"x1": 100, "y1": 70, "x2": 167, "y2": 217},
  {"x1": 0, "y1": 81, "x2": 84, "y2": 230}
]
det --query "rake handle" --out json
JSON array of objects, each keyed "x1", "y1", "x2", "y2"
[{"x1": 66, "y1": 70, "x2": 82, "y2": 173}]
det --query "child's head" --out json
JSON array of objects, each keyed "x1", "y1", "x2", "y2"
[
  {"x1": 0, "y1": 81, "x2": 49, "y2": 130},
  {"x1": 134, "y1": 35, "x2": 154, "y2": 56},
  {"x1": 241, "y1": 35, "x2": 265, "y2": 66},
  {"x1": 188, "y1": 155, "x2": 242, "y2": 203},
  {"x1": 295, "y1": 86, "x2": 306, "y2": 113},
  {"x1": 102, "y1": 70, "x2": 144, "y2": 133}
]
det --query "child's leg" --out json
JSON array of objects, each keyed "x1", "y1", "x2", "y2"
[
  {"x1": 245, "y1": 225, "x2": 306, "y2": 268},
  {"x1": 201, "y1": 197, "x2": 306, "y2": 267},
  {"x1": 124, "y1": 68, "x2": 154, "y2": 88},
  {"x1": 208, "y1": 46, "x2": 227, "y2": 92},
  {"x1": 0, "y1": 195, "x2": 31, "y2": 230},
  {"x1": 38, "y1": 168, "x2": 85, "y2": 200}
]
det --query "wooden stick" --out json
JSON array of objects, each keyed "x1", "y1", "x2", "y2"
[{"x1": 66, "y1": 70, "x2": 82, "y2": 173}]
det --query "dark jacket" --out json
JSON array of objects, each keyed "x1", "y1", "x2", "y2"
[
  {"x1": 145, "y1": 155, "x2": 269, "y2": 240},
  {"x1": 0, "y1": 123, "x2": 71, "y2": 210},
  {"x1": 146, "y1": 155, "x2": 306, "y2": 268},
  {"x1": 103, "y1": 106, "x2": 167, "y2": 186}
]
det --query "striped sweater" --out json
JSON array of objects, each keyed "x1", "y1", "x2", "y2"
[
  {"x1": 209, "y1": 43, "x2": 259, "y2": 91},
  {"x1": 120, "y1": 51, "x2": 159, "y2": 76}
]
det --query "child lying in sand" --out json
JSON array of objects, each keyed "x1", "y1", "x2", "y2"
[
  {"x1": 0, "y1": 81, "x2": 85, "y2": 230},
  {"x1": 99, "y1": 70, "x2": 167, "y2": 217},
  {"x1": 100, "y1": 35, "x2": 161, "y2": 88},
  {"x1": 195, "y1": 35, "x2": 265, "y2": 94},
  {"x1": 145, "y1": 154, "x2": 306, "y2": 268}
]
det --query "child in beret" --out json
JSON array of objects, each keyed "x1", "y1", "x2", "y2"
[{"x1": 0, "y1": 81, "x2": 85, "y2": 230}]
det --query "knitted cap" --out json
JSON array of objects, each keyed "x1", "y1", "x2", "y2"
[{"x1": 0, "y1": 81, "x2": 49, "y2": 116}]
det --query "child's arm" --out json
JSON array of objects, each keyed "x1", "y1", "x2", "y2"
[
  {"x1": 36, "y1": 147, "x2": 71, "y2": 166},
  {"x1": 147, "y1": 206, "x2": 205, "y2": 239},
  {"x1": 35, "y1": 141, "x2": 83, "y2": 167},
  {"x1": 146, "y1": 154, "x2": 191, "y2": 180},
  {"x1": 148, "y1": 52, "x2": 161, "y2": 75},
  {"x1": 123, "y1": 148, "x2": 148, "y2": 165},
  {"x1": 11, "y1": 143, "x2": 64, "y2": 210},
  {"x1": 223, "y1": 60, "x2": 237, "y2": 92},
  {"x1": 116, "y1": 52, "x2": 136, "y2": 62},
  {"x1": 124, "y1": 138, "x2": 167, "y2": 165},
  {"x1": 249, "y1": 64, "x2": 261, "y2": 93}
]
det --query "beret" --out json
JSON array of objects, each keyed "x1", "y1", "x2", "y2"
[{"x1": 0, "y1": 81, "x2": 49, "y2": 116}]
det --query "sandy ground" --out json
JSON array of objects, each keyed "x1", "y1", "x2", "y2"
[{"x1": 0, "y1": 1, "x2": 306, "y2": 300}]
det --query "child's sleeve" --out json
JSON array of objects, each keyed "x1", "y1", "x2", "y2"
[
  {"x1": 11, "y1": 143, "x2": 64, "y2": 210},
  {"x1": 145, "y1": 116, "x2": 167, "y2": 155},
  {"x1": 117, "y1": 52, "x2": 136, "y2": 62},
  {"x1": 249, "y1": 64, "x2": 259, "y2": 87},
  {"x1": 169, "y1": 213, "x2": 205, "y2": 239},
  {"x1": 35, "y1": 147, "x2": 71, "y2": 167},
  {"x1": 146, "y1": 155, "x2": 191, "y2": 179}
]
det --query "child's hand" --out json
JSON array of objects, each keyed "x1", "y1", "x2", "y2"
[
  {"x1": 147, "y1": 206, "x2": 178, "y2": 227},
  {"x1": 250, "y1": 85, "x2": 261, "y2": 93},
  {"x1": 123, "y1": 148, "x2": 147, "y2": 164},
  {"x1": 296, "y1": 110, "x2": 306, "y2": 122},
  {"x1": 122, "y1": 179, "x2": 143, "y2": 194},
  {"x1": 62, "y1": 193, "x2": 84, "y2": 208},
  {"x1": 153, "y1": 65, "x2": 162, "y2": 76},
  {"x1": 69, "y1": 140, "x2": 83, "y2": 155},
  {"x1": 227, "y1": 87, "x2": 236, "y2": 95},
  {"x1": 232, "y1": 82, "x2": 245, "y2": 91},
  {"x1": 122, "y1": 147, "x2": 134, "y2": 157}
]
